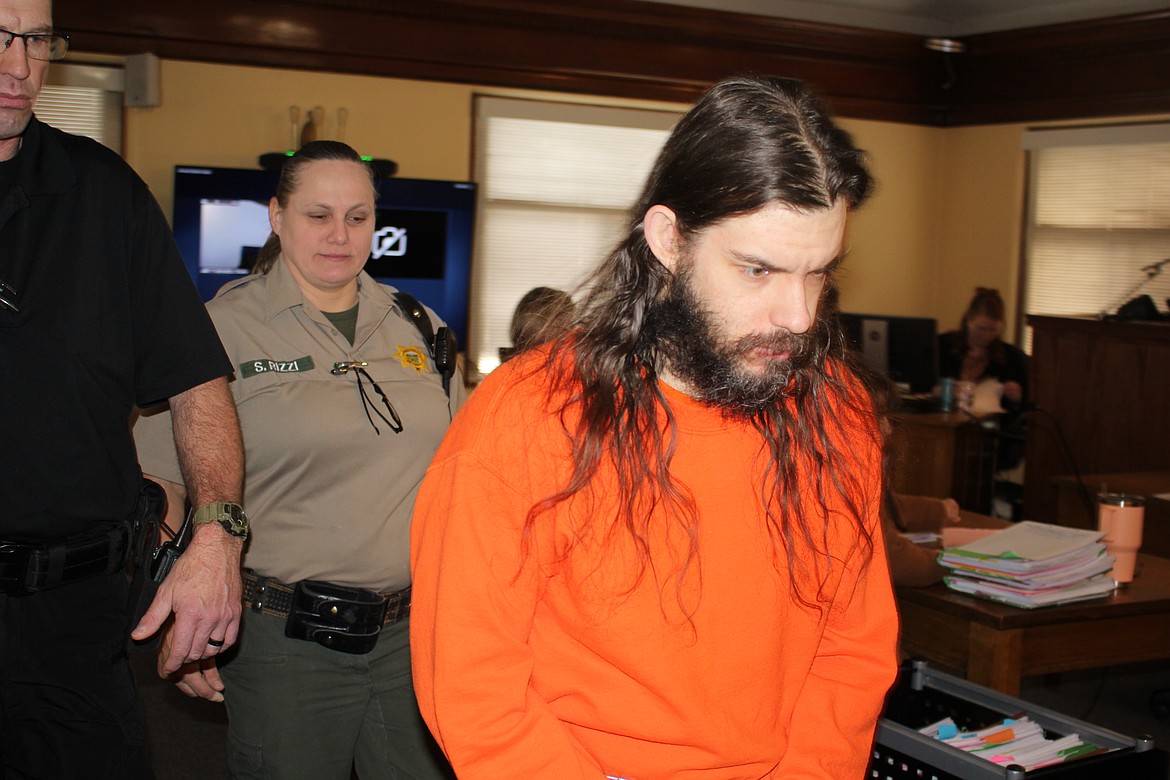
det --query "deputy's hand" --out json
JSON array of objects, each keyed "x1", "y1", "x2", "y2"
[
  {"x1": 133, "y1": 522, "x2": 243, "y2": 675},
  {"x1": 157, "y1": 622, "x2": 227, "y2": 702}
]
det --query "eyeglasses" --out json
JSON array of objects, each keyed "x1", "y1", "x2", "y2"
[
  {"x1": 332, "y1": 361, "x2": 403, "y2": 434},
  {"x1": 1, "y1": 29, "x2": 70, "y2": 62}
]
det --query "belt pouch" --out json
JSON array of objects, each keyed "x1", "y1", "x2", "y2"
[{"x1": 284, "y1": 580, "x2": 388, "y2": 655}]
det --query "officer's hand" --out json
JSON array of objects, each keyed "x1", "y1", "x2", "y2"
[{"x1": 132, "y1": 522, "x2": 243, "y2": 674}]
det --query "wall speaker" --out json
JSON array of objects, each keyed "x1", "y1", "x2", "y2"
[{"x1": 124, "y1": 53, "x2": 160, "y2": 108}]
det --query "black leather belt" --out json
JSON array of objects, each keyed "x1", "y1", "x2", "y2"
[
  {"x1": 241, "y1": 569, "x2": 410, "y2": 626},
  {"x1": 0, "y1": 523, "x2": 131, "y2": 596}
]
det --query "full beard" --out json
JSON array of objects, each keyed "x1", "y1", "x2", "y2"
[{"x1": 642, "y1": 267, "x2": 821, "y2": 417}]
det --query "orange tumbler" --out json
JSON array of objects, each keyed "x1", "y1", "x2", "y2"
[{"x1": 1098, "y1": 493, "x2": 1144, "y2": 583}]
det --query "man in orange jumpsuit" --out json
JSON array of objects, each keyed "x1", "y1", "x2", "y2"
[{"x1": 411, "y1": 75, "x2": 899, "y2": 779}]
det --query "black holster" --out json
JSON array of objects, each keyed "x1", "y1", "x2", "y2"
[
  {"x1": 284, "y1": 580, "x2": 389, "y2": 655},
  {"x1": 125, "y1": 479, "x2": 176, "y2": 653}
]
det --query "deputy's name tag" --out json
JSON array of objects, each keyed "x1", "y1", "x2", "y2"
[{"x1": 239, "y1": 356, "x2": 315, "y2": 379}]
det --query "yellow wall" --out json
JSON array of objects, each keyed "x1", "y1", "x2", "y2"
[
  {"x1": 124, "y1": 60, "x2": 477, "y2": 212},
  {"x1": 835, "y1": 119, "x2": 948, "y2": 318},
  {"x1": 934, "y1": 123, "x2": 1028, "y2": 336},
  {"x1": 121, "y1": 58, "x2": 1032, "y2": 331},
  {"x1": 834, "y1": 119, "x2": 1030, "y2": 337}
]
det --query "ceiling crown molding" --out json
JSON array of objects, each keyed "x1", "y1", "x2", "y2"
[{"x1": 52, "y1": 0, "x2": 1170, "y2": 126}]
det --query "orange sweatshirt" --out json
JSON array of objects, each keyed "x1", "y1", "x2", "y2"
[{"x1": 410, "y1": 352, "x2": 899, "y2": 779}]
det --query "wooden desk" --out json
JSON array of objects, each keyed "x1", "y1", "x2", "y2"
[
  {"x1": 889, "y1": 411, "x2": 998, "y2": 514},
  {"x1": 1024, "y1": 316, "x2": 1170, "y2": 523},
  {"x1": 897, "y1": 553, "x2": 1170, "y2": 696},
  {"x1": 1051, "y1": 470, "x2": 1170, "y2": 559}
]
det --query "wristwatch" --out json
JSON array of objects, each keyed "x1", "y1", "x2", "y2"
[{"x1": 191, "y1": 501, "x2": 250, "y2": 539}]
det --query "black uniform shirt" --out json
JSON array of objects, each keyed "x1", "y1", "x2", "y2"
[
  {"x1": 0, "y1": 155, "x2": 16, "y2": 201},
  {"x1": 0, "y1": 117, "x2": 231, "y2": 537}
]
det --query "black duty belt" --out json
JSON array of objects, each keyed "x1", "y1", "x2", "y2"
[
  {"x1": 0, "y1": 523, "x2": 132, "y2": 596},
  {"x1": 242, "y1": 569, "x2": 410, "y2": 625},
  {"x1": 242, "y1": 568, "x2": 409, "y2": 655}
]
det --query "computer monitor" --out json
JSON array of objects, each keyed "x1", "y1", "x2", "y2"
[
  {"x1": 836, "y1": 312, "x2": 939, "y2": 394},
  {"x1": 171, "y1": 165, "x2": 476, "y2": 342}
]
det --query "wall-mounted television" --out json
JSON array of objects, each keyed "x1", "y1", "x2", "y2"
[
  {"x1": 836, "y1": 312, "x2": 939, "y2": 394},
  {"x1": 171, "y1": 166, "x2": 476, "y2": 343}
]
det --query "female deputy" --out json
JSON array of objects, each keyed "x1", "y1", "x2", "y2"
[{"x1": 134, "y1": 141, "x2": 461, "y2": 779}]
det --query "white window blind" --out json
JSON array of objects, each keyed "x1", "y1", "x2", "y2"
[
  {"x1": 1022, "y1": 124, "x2": 1170, "y2": 345},
  {"x1": 37, "y1": 63, "x2": 124, "y2": 152},
  {"x1": 469, "y1": 97, "x2": 678, "y2": 377}
]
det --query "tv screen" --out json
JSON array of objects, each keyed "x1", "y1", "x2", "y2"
[
  {"x1": 836, "y1": 312, "x2": 939, "y2": 394},
  {"x1": 171, "y1": 166, "x2": 476, "y2": 343}
]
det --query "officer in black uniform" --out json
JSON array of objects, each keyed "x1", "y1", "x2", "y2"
[{"x1": 0, "y1": 1, "x2": 247, "y2": 776}]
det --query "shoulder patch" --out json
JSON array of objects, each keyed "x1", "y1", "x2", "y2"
[
  {"x1": 239, "y1": 356, "x2": 316, "y2": 379},
  {"x1": 395, "y1": 346, "x2": 429, "y2": 374}
]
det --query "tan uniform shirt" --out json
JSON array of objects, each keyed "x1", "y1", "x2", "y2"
[{"x1": 135, "y1": 259, "x2": 466, "y2": 592}]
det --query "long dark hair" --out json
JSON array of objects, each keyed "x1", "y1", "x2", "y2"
[
  {"x1": 252, "y1": 140, "x2": 377, "y2": 275},
  {"x1": 532, "y1": 75, "x2": 880, "y2": 612}
]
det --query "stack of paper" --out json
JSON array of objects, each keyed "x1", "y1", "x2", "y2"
[
  {"x1": 937, "y1": 521, "x2": 1117, "y2": 608},
  {"x1": 919, "y1": 716, "x2": 1104, "y2": 770}
]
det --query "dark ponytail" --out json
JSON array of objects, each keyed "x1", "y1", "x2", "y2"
[{"x1": 252, "y1": 140, "x2": 377, "y2": 275}]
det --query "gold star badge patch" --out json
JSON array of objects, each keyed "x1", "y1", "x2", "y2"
[{"x1": 396, "y1": 346, "x2": 429, "y2": 374}]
